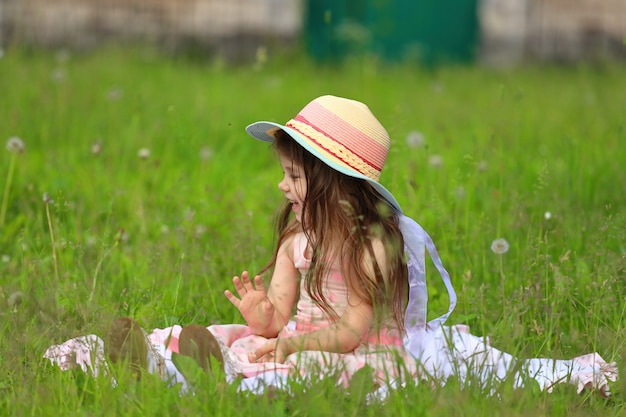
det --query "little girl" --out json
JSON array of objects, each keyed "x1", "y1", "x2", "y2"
[{"x1": 45, "y1": 95, "x2": 618, "y2": 396}]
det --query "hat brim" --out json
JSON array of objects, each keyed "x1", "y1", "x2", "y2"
[{"x1": 246, "y1": 121, "x2": 402, "y2": 213}]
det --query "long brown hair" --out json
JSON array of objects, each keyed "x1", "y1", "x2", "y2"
[{"x1": 260, "y1": 129, "x2": 408, "y2": 331}]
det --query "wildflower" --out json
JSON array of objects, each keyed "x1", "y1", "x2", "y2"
[
  {"x1": 138, "y1": 148, "x2": 150, "y2": 160},
  {"x1": 428, "y1": 154, "x2": 443, "y2": 168},
  {"x1": 91, "y1": 141, "x2": 103, "y2": 156},
  {"x1": 43, "y1": 193, "x2": 54, "y2": 204},
  {"x1": 462, "y1": 270, "x2": 472, "y2": 282},
  {"x1": 406, "y1": 131, "x2": 425, "y2": 148},
  {"x1": 544, "y1": 211, "x2": 552, "y2": 220},
  {"x1": 1, "y1": 254, "x2": 9, "y2": 263},
  {"x1": 6, "y1": 137, "x2": 25, "y2": 154},
  {"x1": 490, "y1": 238, "x2": 510, "y2": 255}
]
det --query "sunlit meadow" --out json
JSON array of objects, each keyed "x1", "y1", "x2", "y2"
[{"x1": 0, "y1": 46, "x2": 624, "y2": 416}]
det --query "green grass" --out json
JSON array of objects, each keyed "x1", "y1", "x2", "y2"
[{"x1": 0, "y1": 46, "x2": 624, "y2": 416}]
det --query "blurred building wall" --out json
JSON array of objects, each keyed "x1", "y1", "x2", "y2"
[
  {"x1": 0, "y1": 0, "x2": 302, "y2": 59},
  {"x1": 0, "y1": 0, "x2": 624, "y2": 64},
  {"x1": 480, "y1": 0, "x2": 626, "y2": 65}
]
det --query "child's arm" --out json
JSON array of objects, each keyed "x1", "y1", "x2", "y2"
[
  {"x1": 225, "y1": 235, "x2": 300, "y2": 338},
  {"x1": 252, "y1": 295, "x2": 373, "y2": 362},
  {"x1": 251, "y1": 237, "x2": 387, "y2": 362}
]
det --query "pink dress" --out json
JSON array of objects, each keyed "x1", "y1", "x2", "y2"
[
  {"x1": 151, "y1": 232, "x2": 417, "y2": 388},
  {"x1": 43, "y1": 230, "x2": 618, "y2": 396}
]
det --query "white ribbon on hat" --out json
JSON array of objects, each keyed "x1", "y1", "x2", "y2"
[{"x1": 398, "y1": 214, "x2": 457, "y2": 358}]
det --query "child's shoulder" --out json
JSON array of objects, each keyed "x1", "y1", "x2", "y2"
[
  {"x1": 277, "y1": 231, "x2": 305, "y2": 260},
  {"x1": 362, "y1": 236, "x2": 388, "y2": 275},
  {"x1": 366, "y1": 236, "x2": 386, "y2": 258}
]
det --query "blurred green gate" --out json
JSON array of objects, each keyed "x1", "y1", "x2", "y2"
[{"x1": 304, "y1": 0, "x2": 479, "y2": 64}]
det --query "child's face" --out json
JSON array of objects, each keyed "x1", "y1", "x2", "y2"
[{"x1": 278, "y1": 154, "x2": 307, "y2": 223}]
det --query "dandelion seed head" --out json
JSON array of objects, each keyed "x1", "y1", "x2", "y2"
[
  {"x1": 91, "y1": 141, "x2": 103, "y2": 156},
  {"x1": 455, "y1": 186, "x2": 466, "y2": 200},
  {"x1": 43, "y1": 193, "x2": 54, "y2": 204},
  {"x1": 51, "y1": 68, "x2": 66, "y2": 82},
  {"x1": 264, "y1": 76, "x2": 281, "y2": 89},
  {"x1": 431, "y1": 81, "x2": 445, "y2": 94},
  {"x1": 544, "y1": 211, "x2": 552, "y2": 220},
  {"x1": 6, "y1": 137, "x2": 25, "y2": 154},
  {"x1": 138, "y1": 148, "x2": 150, "y2": 160},
  {"x1": 406, "y1": 131, "x2": 425, "y2": 148},
  {"x1": 117, "y1": 229, "x2": 129, "y2": 243},
  {"x1": 200, "y1": 146, "x2": 213, "y2": 161},
  {"x1": 55, "y1": 49, "x2": 70, "y2": 63},
  {"x1": 8, "y1": 291, "x2": 24, "y2": 309},
  {"x1": 107, "y1": 87, "x2": 122, "y2": 101},
  {"x1": 477, "y1": 160, "x2": 488, "y2": 172},
  {"x1": 194, "y1": 224, "x2": 207, "y2": 237},
  {"x1": 184, "y1": 209, "x2": 195, "y2": 221},
  {"x1": 85, "y1": 236, "x2": 97, "y2": 247},
  {"x1": 160, "y1": 225, "x2": 170, "y2": 234},
  {"x1": 428, "y1": 154, "x2": 443, "y2": 168},
  {"x1": 490, "y1": 238, "x2": 510, "y2": 255},
  {"x1": 1, "y1": 254, "x2": 9, "y2": 263}
]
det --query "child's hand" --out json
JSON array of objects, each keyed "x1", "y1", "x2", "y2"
[
  {"x1": 224, "y1": 271, "x2": 275, "y2": 332},
  {"x1": 249, "y1": 337, "x2": 292, "y2": 364}
]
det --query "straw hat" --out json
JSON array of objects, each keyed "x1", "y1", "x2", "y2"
[{"x1": 246, "y1": 95, "x2": 402, "y2": 213}]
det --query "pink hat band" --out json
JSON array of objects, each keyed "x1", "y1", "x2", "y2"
[{"x1": 284, "y1": 96, "x2": 390, "y2": 183}]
